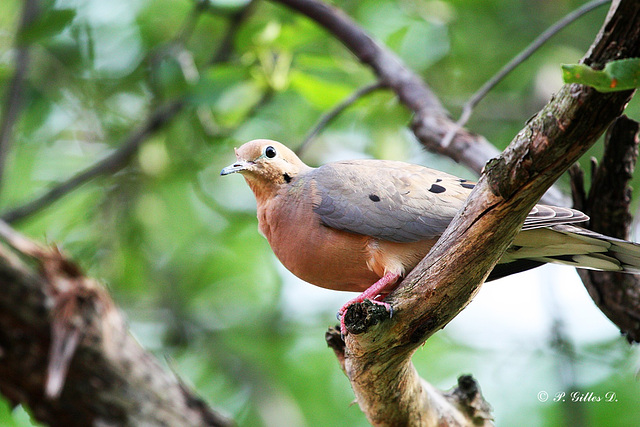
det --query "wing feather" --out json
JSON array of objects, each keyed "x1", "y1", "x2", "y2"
[
  {"x1": 311, "y1": 160, "x2": 467, "y2": 243},
  {"x1": 309, "y1": 160, "x2": 588, "y2": 242}
]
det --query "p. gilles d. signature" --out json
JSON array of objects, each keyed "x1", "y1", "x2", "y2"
[{"x1": 537, "y1": 390, "x2": 618, "y2": 403}]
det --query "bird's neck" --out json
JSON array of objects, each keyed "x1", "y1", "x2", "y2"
[
  {"x1": 246, "y1": 173, "x2": 308, "y2": 242},
  {"x1": 244, "y1": 164, "x2": 312, "y2": 203},
  {"x1": 245, "y1": 178, "x2": 281, "y2": 206},
  {"x1": 248, "y1": 179, "x2": 285, "y2": 242}
]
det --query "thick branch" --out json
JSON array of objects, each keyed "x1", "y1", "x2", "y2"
[
  {"x1": 272, "y1": 0, "x2": 567, "y2": 205},
  {"x1": 337, "y1": 0, "x2": 639, "y2": 425},
  {"x1": 570, "y1": 116, "x2": 640, "y2": 342},
  {"x1": 0, "y1": 222, "x2": 232, "y2": 426}
]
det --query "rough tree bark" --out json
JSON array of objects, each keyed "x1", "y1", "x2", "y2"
[
  {"x1": 0, "y1": 0, "x2": 638, "y2": 426},
  {"x1": 329, "y1": 1, "x2": 640, "y2": 425},
  {"x1": 0, "y1": 224, "x2": 233, "y2": 426},
  {"x1": 571, "y1": 116, "x2": 640, "y2": 342}
]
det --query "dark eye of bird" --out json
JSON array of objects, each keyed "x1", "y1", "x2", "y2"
[{"x1": 265, "y1": 146, "x2": 277, "y2": 158}]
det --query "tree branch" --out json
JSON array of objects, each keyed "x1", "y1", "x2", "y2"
[
  {"x1": 442, "y1": 0, "x2": 611, "y2": 147},
  {"x1": 272, "y1": 0, "x2": 568, "y2": 205},
  {"x1": 0, "y1": 221, "x2": 232, "y2": 426},
  {"x1": 1, "y1": 1, "x2": 256, "y2": 224},
  {"x1": 1, "y1": 100, "x2": 184, "y2": 224},
  {"x1": 296, "y1": 81, "x2": 384, "y2": 156},
  {"x1": 570, "y1": 116, "x2": 640, "y2": 342},
  {"x1": 334, "y1": 0, "x2": 639, "y2": 424}
]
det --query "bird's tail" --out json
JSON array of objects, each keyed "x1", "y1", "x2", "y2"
[
  {"x1": 513, "y1": 225, "x2": 640, "y2": 271},
  {"x1": 489, "y1": 225, "x2": 640, "y2": 281}
]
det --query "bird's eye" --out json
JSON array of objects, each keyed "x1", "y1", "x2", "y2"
[{"x1": 264, "y1": 145, "x2": 277, "y2": 158}]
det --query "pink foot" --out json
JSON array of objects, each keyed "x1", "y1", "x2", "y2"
[{"x1": 338, "y1": 272, "x2": 400, "y2": 336}]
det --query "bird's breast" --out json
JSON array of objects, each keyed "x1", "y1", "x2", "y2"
[
  {"x1": 255, "y1": 185, "x2": 435, "y2": 292},
  {"x1": 256, "y1": 188, "x2": 379, "y2": 291}
]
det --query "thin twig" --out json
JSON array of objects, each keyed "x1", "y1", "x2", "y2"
[
  {"x1": 0, "y1": 0, "x2": 39, "y2": 198},
  {"x1": 210, "y1": 0, "x2": 259, "y2": 65},
  {"x1": 272, "y1": 0, "x2": 567, "y2": 205},
  {"x1": 2, "y1": 100, "x2": 185, "y2": 224},
  {"x1": 440, "y1": 0, "x2": 610, "y2": 147},
  {"x1": 296, "y1": 81, "x2": 384, "y2": 157},
  {"x1": 1, "y1": 2, "x2": 256, "y2": 224},
  {"x1": 175, "y1": 0, "x2": 211, "y2": 43}
]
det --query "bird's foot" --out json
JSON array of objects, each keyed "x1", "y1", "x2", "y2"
[{"x1": 337, "y1": 272, "x2": 399, "y2": 337}]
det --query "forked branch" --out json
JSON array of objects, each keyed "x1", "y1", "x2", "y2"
[
  {"x1": 335, "y1": 1, "x2": 639, "y2": 424},
  {"x1": 273, "y1": 0, "x2": 567, "y2": 206}
]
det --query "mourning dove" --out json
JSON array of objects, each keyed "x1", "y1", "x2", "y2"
[{"x1": 221, "y1": 139, "x2": 640, "y2": 333}]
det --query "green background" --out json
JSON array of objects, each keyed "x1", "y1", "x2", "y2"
[{"x1": 0, "y1": 0, "x2": 638, "y2": 425}]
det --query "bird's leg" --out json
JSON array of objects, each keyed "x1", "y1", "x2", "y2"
[{"x1": 338, "y1": 272, "x2": 399, "y2": 336}]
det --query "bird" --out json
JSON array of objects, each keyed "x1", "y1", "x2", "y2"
[{"x1": 221, "y1": 139, "x2": 640, "y2": 334}]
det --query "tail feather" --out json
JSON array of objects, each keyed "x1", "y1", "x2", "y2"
[
  {"x1": 502, "y1": 224, "x2": 640, "y2": 273},
  {"x1": 612, "y1": 252, "x2": 640, "y2": 270},
  {"x1": 522, "y1": 205, "x2": 590, "y2": 230}
]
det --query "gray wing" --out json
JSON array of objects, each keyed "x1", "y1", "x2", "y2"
[
  {"x1": 310, "y1": 160, "x2": 588, "y2": 243},
  {"x1": 310, "y1": 160, "x2": 469, "y2": 243}
]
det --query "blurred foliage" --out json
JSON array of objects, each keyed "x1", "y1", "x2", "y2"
[{"x1": 0, "y1": 0, "x2": 639, "y2": 426}]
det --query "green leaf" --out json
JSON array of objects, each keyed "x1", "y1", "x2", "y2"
[
  {"x1": 562, "y1": 58, "x2": 640, "y2": 92},
  {"x1": 289, "y1": 70, "x2": 352, "y2": 110},
  {"x1": 386, "y1": 25, "x2": 410, "y2": 52},
  {"x1": 19, "y1": 9, "x2": 76, "y2": 44},
  {"x1": 187, "y1": 66, "x2": 250, "y2": 106}
]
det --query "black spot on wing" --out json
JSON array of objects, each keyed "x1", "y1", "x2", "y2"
[
  {"x1": 429, "y1": 184, "x2": 446, "y2": 194},
  {"x1": 456, "y1": 179, "x2": 475, "y2": 189},
  {"x1": 436, "y1": 178, "x2": 442, "y2": 183},
  {"x1": 310, "y1": 161, "x2": 458, "y2": 242}
]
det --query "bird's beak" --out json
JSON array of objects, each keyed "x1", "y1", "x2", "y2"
[{"x1": 220, "y1": 160, "x2": 251, "y2": 176}]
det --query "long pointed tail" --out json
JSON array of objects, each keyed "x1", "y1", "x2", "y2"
[{"x1": 490, "y1": 225, "x2": 640, "y2": 281}]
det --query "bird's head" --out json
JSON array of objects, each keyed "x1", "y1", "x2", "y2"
[{"x1": 221, "y1": 139, "x2": 309, "y2": 189}]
